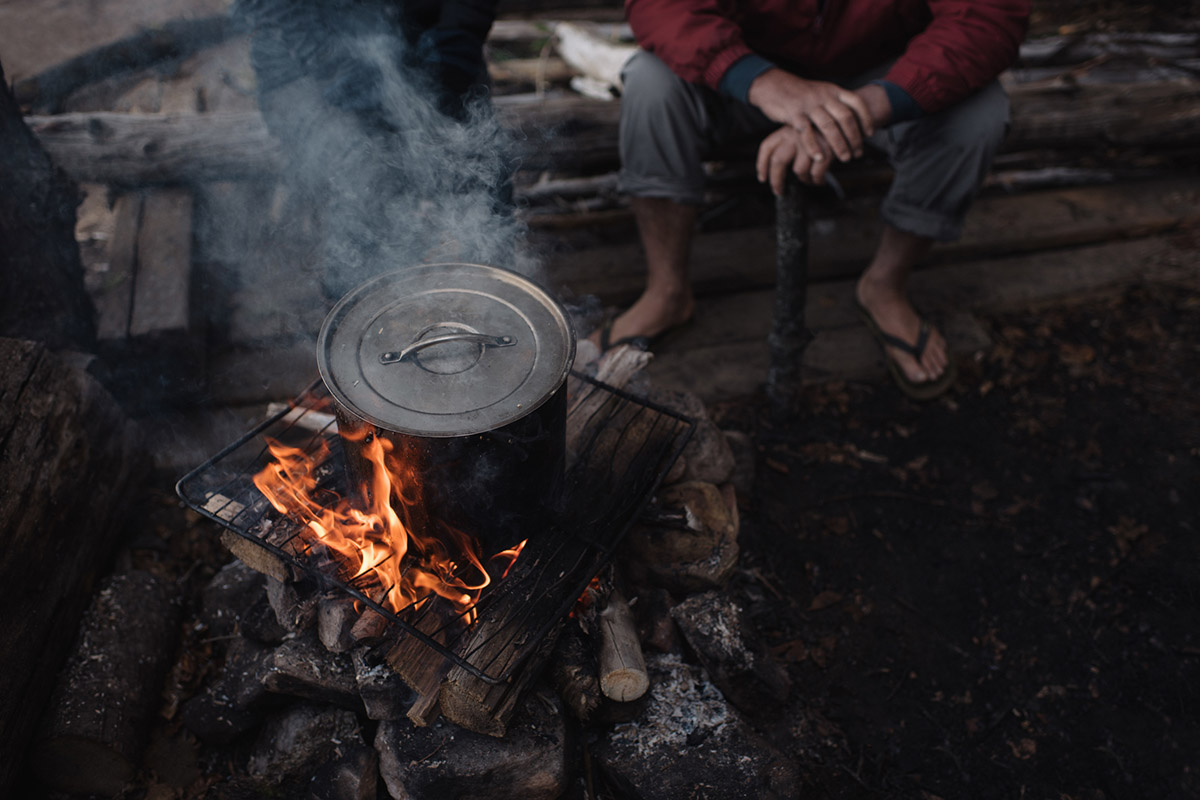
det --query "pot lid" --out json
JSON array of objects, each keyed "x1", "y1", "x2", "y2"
[{"x1": 317, "y1": 263, "x2": 575, "y2": 437}]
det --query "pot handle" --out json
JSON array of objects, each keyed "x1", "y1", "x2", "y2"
[{"x1": 379, "y1": 332, "x2": 517, "y2": 365}]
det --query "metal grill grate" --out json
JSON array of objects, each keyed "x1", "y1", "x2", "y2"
[{"x1": 177, "y1": 372, "x2": 693, "y2": 684}]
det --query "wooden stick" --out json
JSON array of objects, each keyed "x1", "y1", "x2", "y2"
[{"x1": 597, "y1": 588, "x2": 649, "y2": 702}]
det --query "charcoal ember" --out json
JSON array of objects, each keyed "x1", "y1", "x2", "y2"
[
  {"x1": 623, "y1": 481, "x2": 739, "y2": 593},
  {"x1": 181, "y1": 638, "x2": 273, "y2": 744},
  {"x1": 266, "y1": 576, "x2": 319, "y2": 633},
  {"x1": 352, "y1": 647, "x2": 415, "y2": 721},
  {"x1": 319, "y1": 594, "x2": 359, "y2": 653},
  {"x1": 647, "y1": 388, "x2": 735, "y2": 486},
  {"x1": 309, "y1": 744, "x2": 379, "y2": 800},
  {"x1": 247, "y1": 705, "x2": 365, "y2": 784},
  {"x1": 670, "y1": 591, "x2": 791, "y2": 714},
  {"x1": 259, "y1": 630, "x2": 362, "y2": 710},
  {"x1": 201, "y1": 561, "x2": 266, "y2": 638},
  {"x1": 591, "y1": 653, "x2": 798, "y2": 800},
  {"x1": 375, "y1": 686, "x2": 568, "y2": 800}
]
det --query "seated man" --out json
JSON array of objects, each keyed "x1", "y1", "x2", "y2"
[{"x1": 608, "y1": 0, "x2": 1030, "y2": 398}]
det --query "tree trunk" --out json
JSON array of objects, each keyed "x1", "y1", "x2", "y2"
[
  {"x1": 0, "y1": 60, "x2": 95, "y2": 351},
  {"x1": 0, "y1": 338, "x2": 144, "y2": 796}
]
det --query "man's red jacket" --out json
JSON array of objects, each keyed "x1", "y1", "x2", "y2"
[{"x1": 625, "y1": 0, "x2": 1030, "y2": 114}]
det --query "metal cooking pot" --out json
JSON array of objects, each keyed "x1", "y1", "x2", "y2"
[{"x1": 316, "y1": 263, "x2": 575, "y2": 557}]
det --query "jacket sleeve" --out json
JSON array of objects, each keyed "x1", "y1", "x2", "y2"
[
  {"x1": 625, "y1": 0, "x2": 756, "y2": 90},
  {"x1": 884, "y1": 0, "x2": 1030, "y2": 113}
]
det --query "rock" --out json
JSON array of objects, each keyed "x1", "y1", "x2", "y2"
[
  {"x1": 669, "y1": 591, "x2": 791, "y2": 714},
  {"x1": 201, "y1": 561, "x2": 266, "y2": 639},
  {"x1": 309, "y1": 745, "x2": 379, "y2": 800},
  {"x1": 266, "y1": 576, "x2": 319, "y2": 633},
  {"x1": 181, "y1": 637, "x2": 272, "y2": 744},
  {"x1": 375, "y1": 686, "x2": 568, "y2": 800},
  {"x1": 318, "y1": 594, "x2": 359, "y2": 653},
  {"x1": 623, "y1": 481, "x2": 739, "y2": 593},
  {"x1": 591, "y1": 653, "x2": 798, "y2": 800},
  {"x1": 240, "y1": 593, "x2": 289, "y2": 645},
  {"x1": 180, "y1": 686, "x2": 262, "y2": 746},
  {"x1": 647, "y1": 389, "x2": 735, "y2": 486},
  {"x1": 352, "y1": 647, "x2": 415, "y2": 722},
  {"x1": 248, "y1": 705, "x2": 365, "y2": 783},
  {"x1": 260, "y1": 630, "x2": 362, "y2": 710}
]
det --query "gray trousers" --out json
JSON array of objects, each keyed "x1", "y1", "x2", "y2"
[{"x1": 618, "y1": 51, "x2": 1010, "y2": 241}]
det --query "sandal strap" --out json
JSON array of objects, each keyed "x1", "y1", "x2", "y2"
[{"x1": 877, "y1": 321, "x2": 930, "y2": 361}]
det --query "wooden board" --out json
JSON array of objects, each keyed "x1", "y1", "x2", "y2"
[
  {"x1": 94, "y1": 191, "x2": 142, "y2": 341},
  {"x1": 546, "y1": 176, "x2": 1200, "y2": 305},
  {"x1": 130, "y1": 187, "x2": 193, "y2": 336}
]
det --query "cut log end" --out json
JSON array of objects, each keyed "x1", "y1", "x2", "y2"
[{"x1": 599, "y1": 669, "x2": 650, "y2": 703}]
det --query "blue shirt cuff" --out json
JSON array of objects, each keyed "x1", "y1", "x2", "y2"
[
  {"x1": 871, "y1": 79, "x2": 924, "y2": 123},
  {"x1": 719, "y1": 54, "x2": 776, "y2": 103}
]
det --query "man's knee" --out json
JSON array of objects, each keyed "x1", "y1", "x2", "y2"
[
  {"x1": 620, "y1": 51, "x2": 703, "y2": 132},
  {"x1": 935, "y1": 80, "x2": 1011, "y2": 159}
]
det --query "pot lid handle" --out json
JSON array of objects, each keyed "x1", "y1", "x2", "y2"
[{"x1": 379, "y1": 331, "x2": 517, "y2": 365}]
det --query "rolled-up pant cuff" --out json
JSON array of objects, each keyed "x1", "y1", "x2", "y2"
[
  {"x1": 616, "y1": 170, "x2": 707, "y2": 205},
  {"x1": 879, "y1": 201, "x2": 964, "y2": 242}
]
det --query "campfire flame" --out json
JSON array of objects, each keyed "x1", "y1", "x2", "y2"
[{"x1": 252, "y1": 423, "x2": 524, "y2": 622}]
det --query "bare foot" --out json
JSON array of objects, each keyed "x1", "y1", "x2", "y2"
[
  {"x1": 589, "y1": 287, "x2": 695, "y2": 350},
  {"x1": 855, "y1": 278, "x2": 948, "y2": 383}
]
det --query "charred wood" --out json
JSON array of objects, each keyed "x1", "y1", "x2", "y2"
[
  {"x1": 549, "y1": 623, "x2": 603, "y2": 722},
  {"x1": 31, "y1": 571, "x2": 182, "y2": 796}
]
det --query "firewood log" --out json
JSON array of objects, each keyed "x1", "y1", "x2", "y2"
[
  {"x1": 549, "y1": 623, "x2": 602, "y2": 722},
  {"x1": 596, "y1": 588, "x2": 650, "y2": 702},
  {"x1": 31, "y1": 571, "x2": 182, "y2": 796}
]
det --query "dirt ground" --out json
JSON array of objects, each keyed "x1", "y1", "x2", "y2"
[{"x1": 712, "y1": 276, "x2": 1200, "y2": 799}]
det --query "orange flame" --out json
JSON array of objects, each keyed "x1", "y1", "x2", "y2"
[{"x1": 252, "y1": 424, "x2": 523, "y2": 621}]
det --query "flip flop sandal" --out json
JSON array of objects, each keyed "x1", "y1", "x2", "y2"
[
  {"x1": 598, "y1": 317, "x2": 650, "y2": 354},
  {"x1": 855, "y1": 299, "x2": 957, "y2": 401}
]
